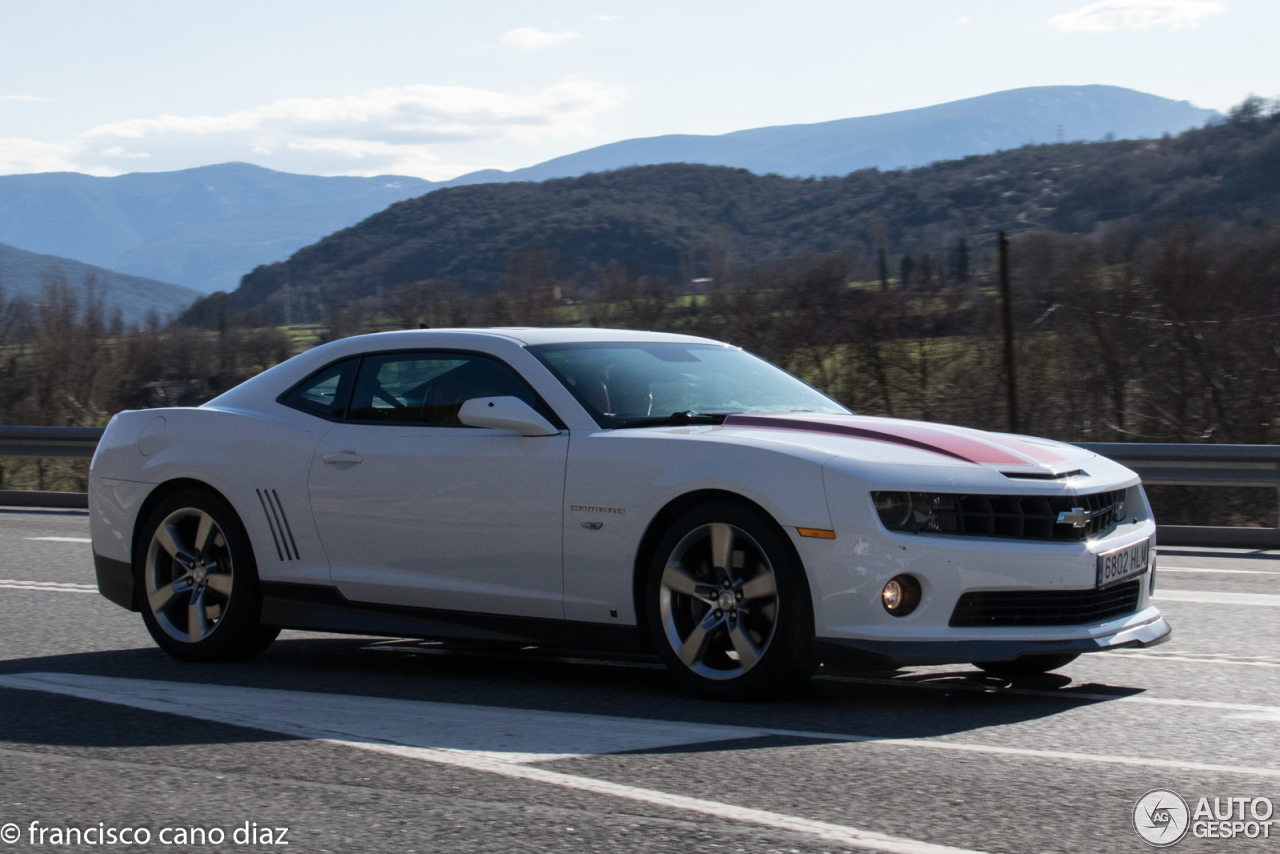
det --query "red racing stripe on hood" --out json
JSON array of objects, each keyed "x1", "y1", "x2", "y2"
[{"x1": 721, "y1": 414, "x2": 1061, "y2": 465}]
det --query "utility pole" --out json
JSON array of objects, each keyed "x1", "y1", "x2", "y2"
[{"x1": 998, "y1": 231, "x2": 1018, "y2": 433}]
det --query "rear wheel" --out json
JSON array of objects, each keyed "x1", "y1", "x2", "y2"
[
  {"x1": 646, "y1": 501, "x2": 813, "y2": 700},
  {"x1": 136, "y1": 488, "x2": 279, "y2": 662},
  {"x1": 975, "y1": 653, "x2": 1079, "y2": 680}
]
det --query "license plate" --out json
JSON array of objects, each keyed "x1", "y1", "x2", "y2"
[{"x1": 1097, "y1": 538, "x2": 1150, "y2": 589}]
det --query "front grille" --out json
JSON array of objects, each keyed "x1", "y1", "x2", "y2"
[
  {"x1": 872, "y1": 489, "x2": 1125, "y2": 542},
  {"x1": 949, "y1": 580, "x2": 1141, "y2": 627}
]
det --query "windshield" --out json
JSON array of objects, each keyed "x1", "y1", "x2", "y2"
[{"x1": 528, "y1": 342, "x2": 849, "y2": 428}]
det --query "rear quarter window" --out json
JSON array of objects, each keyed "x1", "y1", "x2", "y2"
[{"x1": 278, "y1": 358, "x2": 359, "y2": 419}]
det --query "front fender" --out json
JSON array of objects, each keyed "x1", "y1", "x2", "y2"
[{"x1": 562, "y1": 429, "x2": 836, "y2": 624}]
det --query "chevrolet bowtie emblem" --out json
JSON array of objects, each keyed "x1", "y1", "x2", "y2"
[{"x1": 1056, "y1": 507, "x2": 1091, "y2": 528}]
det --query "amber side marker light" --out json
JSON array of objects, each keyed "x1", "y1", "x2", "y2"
[{"x1": 797, "y1": 528, "x2": 837, "y2": 540}]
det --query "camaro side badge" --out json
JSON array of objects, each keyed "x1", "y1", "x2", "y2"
[
  {"x1": 571, "y1": 505, "x2": 625, "y2": 515},
  {"x1": 1056, "y1": 507, "x2": 1091, "y2": 528}
]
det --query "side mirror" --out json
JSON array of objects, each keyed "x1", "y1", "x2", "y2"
[{"x1": 458, "y1": 396, "x2": 560, "y2": 437}]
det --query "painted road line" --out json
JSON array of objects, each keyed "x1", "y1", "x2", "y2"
[
  {"x1": 821, "y1": 673, "x2": 1280, "y2": 717},
  {"x1": 4, "y1": 672, "x2": 1280, "y2": 789},
  {"x1": 0, "y1": 580, "x2": 97, "y2": 593},
  {"x1": 0, "y1": 672, "x2": 770, "y2": 764},
  {"x1": 1095, "y1": 651, "x2": 1280, "y2": 668},
  {"x1": 1155, "y1": 589, "x2": 1280, "y2": 607},
  {"x1": 23, "y1": 536, "x2": 92, "y2": 543},
  {"x1": 1159, "y1": 567, "x2": 1280, "y2": 576},
  {"x1": 0, "y1": 673, "x2": 985, "y2": 854}
]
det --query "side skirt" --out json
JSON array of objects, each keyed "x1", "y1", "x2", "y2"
[{"x1": 260, "y1": 582, "x2": 648, "y2": 654}]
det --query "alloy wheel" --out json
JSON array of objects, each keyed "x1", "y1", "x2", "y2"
[
  {"x1": 658, "y1": 522, "x2": 780, "y2": 680},
  {"x1": 144, "y1": 507, "x2": 235, "y2": 643}
]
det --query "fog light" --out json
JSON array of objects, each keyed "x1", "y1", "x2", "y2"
[{"x1": 882, "y1": 574, "x2": 921, "y2": 616}]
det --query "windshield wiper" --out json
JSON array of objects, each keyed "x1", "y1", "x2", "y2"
[{"x1": 612, "y1": 411, "x2": 734, "y2": 429}]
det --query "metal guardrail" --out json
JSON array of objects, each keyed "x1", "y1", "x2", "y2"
[
  {"x1": 0, "y1": 427, "x2": 105, "y2": 509},
  {"x1": 0, "y1": 429, "x2": 1276, "y2": 547},
  {"x1": 1075, "y1": 442, "x2": 1280, "y2": 549},
  {"x1": 0, "y1": 426, "x2": 105, "y2": 458},
  {"x1": 1074, "y1": 443, "x2": 1280, "y2": 488}
]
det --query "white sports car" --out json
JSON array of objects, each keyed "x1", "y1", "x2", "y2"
[{"x1": 89, "y1": 328, "x2": 1170, "y2": 698}]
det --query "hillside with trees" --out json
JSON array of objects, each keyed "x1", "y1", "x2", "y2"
[
  {"x1": 196, "y1": 99, "x2": 1280, "y2": 323},
  {"x1": 0, "y1": 242, "x2": 199, "y2": 323}
]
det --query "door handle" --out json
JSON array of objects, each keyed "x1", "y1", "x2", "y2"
[{"x1": 323, "y1": 451, "x2": 363, "y2": 464}]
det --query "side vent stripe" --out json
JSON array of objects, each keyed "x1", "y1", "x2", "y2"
[
  {"x1": 255, "y1": 489, "x2": 285, "y2": 561},
  {"x1": 271, "y1": 489, "x2": 300, "y2": 560},
  {"x1": 263, "y1": 490, "x2": 293, "y2": 561}
]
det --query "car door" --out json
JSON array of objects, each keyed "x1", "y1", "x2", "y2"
[{"x1": 307, "y1": 350, "x2": 569, "y2": 619}]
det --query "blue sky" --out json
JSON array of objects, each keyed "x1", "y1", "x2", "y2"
[{"x1": 0, "y1": 0, "x2": 1274, "y2": 179}]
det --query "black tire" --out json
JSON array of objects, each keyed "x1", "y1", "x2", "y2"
[
  {"x1": 645, "y1": 500, "x2": 814, "y2": 700},
  {"x1": 975, "y1": 653, "x2": 1079, "y2": 680},
  {"x1": 135, "y1": 487, "x2": 280, "y2": 662}
]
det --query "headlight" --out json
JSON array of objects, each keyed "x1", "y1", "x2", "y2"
[
  {"x1": 872, "y1": 492, "x2": 961, "y2": 534},
  {"x1": 872, "y1": 492, "x2": 913, "y2": 528}
]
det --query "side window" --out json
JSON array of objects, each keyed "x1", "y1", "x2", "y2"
[
  {"x1": 346, "y1": 352, "x2": 541, "y2": 426},
  {"x1": 279, "y1": 358, "x2": 358, "y2": 419}
]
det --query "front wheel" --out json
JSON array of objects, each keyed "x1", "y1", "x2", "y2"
[
  {"x1": 646, "y1": 501, "x2": 814, "y2": 700},
  {"x1": 136, "y1": 488, "x2": 279, "y2": 662}
]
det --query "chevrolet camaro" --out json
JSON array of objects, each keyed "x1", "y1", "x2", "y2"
[{"x1": 89, "y1": 328, "x2": 1170, "y2": 698}]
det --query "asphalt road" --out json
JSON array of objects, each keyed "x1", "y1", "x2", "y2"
[{"x1": 1, "y1": 507, "x2": 1278, "y2": 853}]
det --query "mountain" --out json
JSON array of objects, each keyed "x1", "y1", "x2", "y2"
[
  {"x1": 0, "y1": 242, "x2": 201, "y2": 323},
  {"x1": 441, "y1": 85, "x2": 1219, "y2": 184},
  {"x1": 200, "y1": 108, "x2": 1280, "y2": 320},
  {"x1": 0, "y1": 164, "x2": 435, "y2": 293},
  {"x1": 1, "y1": 87, "x2": 1215, "y2": 297}
]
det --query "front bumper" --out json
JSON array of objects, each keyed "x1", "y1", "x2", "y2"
[{"x1": 814, "y1": 611, "x2": 1171, "y2": 670}]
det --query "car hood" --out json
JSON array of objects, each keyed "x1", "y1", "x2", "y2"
[{"x1": 709, "y1": 413, "x2": 1094, "y2": 475}]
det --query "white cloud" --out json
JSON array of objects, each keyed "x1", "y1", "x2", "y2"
[
  {"x1": 1, "y1": 95, "x2": 45, "y2": 102},
  {"x1": 100, "y1": 146, "x2": 151, "y2": 158},
  {"x1": 0, "y1": 138, "x2": 90, "y2": 174},
  {"x1": 0, "y1": 81, "x2": 624, "y2": 179},
  {"x1": 501, "y1": 27, "x2": 582, "y2": 49},
  {"x1": 958, "y1": 15, "x2": 971, "y2": 24},
  {"x1": 1051, "y1": 0, "x2": 1224, "y2": 32},
  {"x1": 81, "y1": 82, "x2": 620, "y2": 146},
  {"x1": 590, "y1": 15, "x2": 619, "y2": 21}
]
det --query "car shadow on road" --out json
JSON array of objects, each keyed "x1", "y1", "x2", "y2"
[{"x1": 0, "y1": 634, "x2": 1148, "y2": 754}]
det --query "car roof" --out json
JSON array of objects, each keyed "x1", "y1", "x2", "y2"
[{"x1": 339, "y1": 327, "x2": 731, "y2": 348}]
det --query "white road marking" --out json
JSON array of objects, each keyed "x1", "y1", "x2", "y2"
[
  {"x1": 1096, "y1": 650, "x2": 1280, "y2": 668},
  {"x1": 0, "y1": 580, "x2": 97, "y2": 593},
  {"x1": 0, "y1": 674, "x2": 1278, "y2": 804},
  {"x1": 1155, "y1": 590, "x2": 1280, "y2": 607},
  {"x1": 1159, "y1": 567, "x2": 1280, "y2": 576},
  {"x1": 823, "y1": 674, "x2": 1280, "y2": 716},
  {"x1": 0, "y1": 673, "x2": 984, "y2": 854},
  {"x1": 23, "y1": 536, "x2": 92, "y2": 543},
  {"x1": 0, "y1": 673, "x2": 764, "y2": 763}
]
